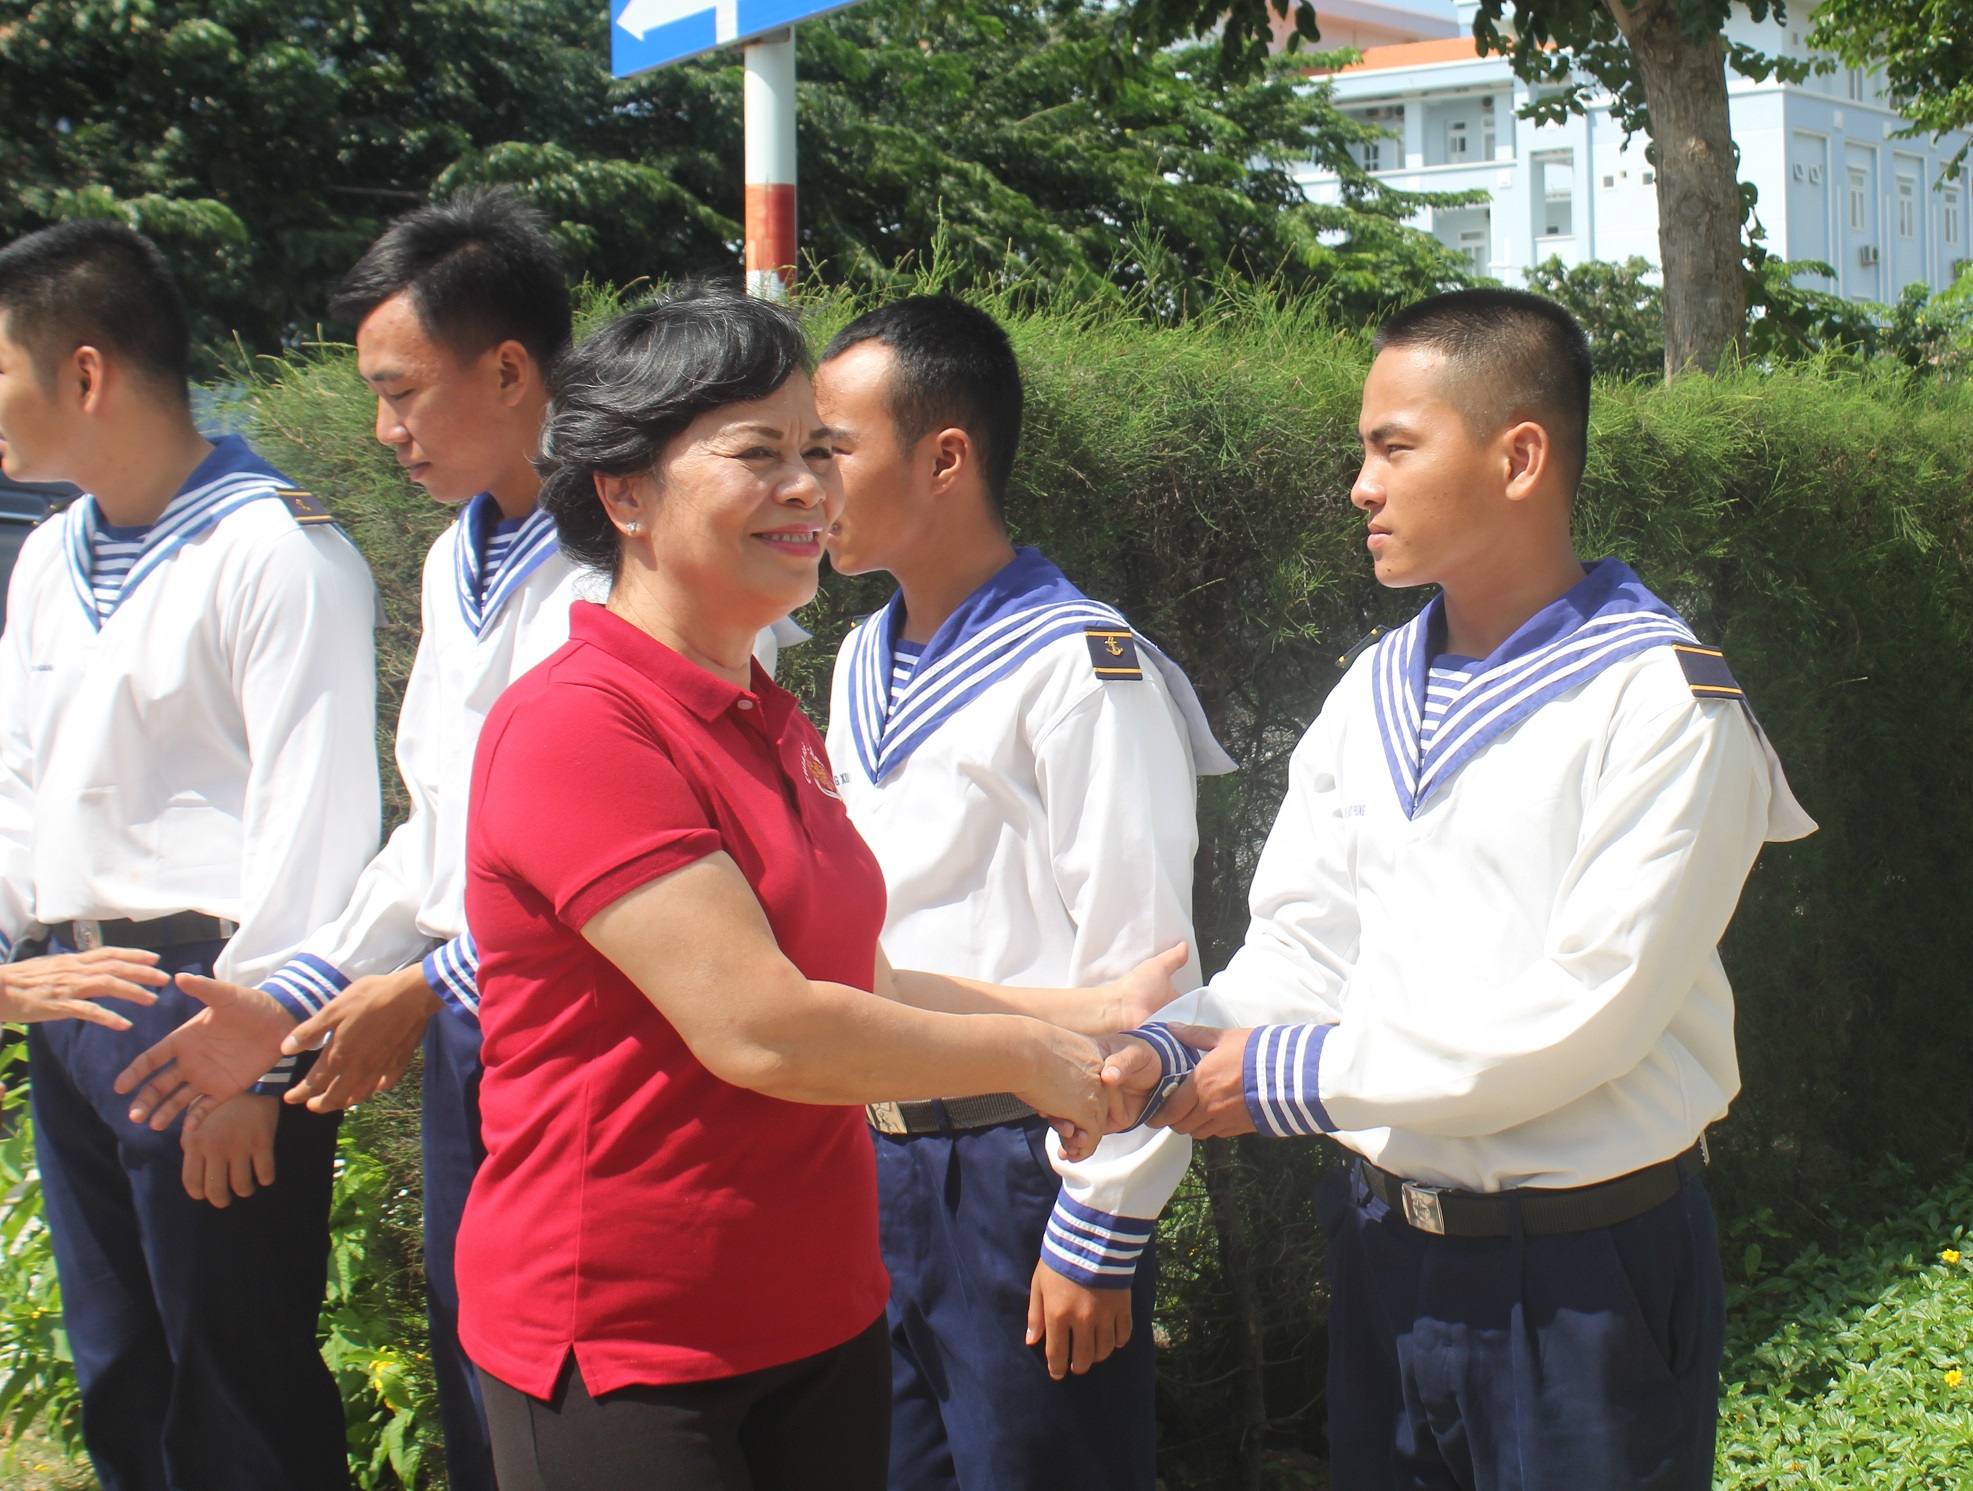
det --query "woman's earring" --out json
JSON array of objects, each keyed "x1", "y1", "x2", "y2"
[{"x1": 624, "y1": 522, "x2": 641, "y2": 535}]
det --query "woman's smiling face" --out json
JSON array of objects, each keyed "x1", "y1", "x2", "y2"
[{"x1": 619, "y1": 371, "x2": 842, "y2": 629}]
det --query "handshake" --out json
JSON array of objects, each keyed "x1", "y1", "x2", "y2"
[{"x1": 1016, "y1": 947, "x2": 1257, "y2": 1161}]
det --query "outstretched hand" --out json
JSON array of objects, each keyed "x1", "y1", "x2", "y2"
[
  {"x1": 0, "y1": 947, "x2": 169, "y2": 1031},
  {"x1": 278, "y1": 965, "x2": 440, "y2": 1114},
  {"x1": 115, "y1": 974, "x2": 295, "y2": 1131}
]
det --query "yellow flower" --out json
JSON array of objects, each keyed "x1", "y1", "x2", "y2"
[
  {"x1": 1947, "y1": 1368, "x2": 1964, "y2": 1389},
  {"x1": 1944, "y1": 1248, "x2": 1962, "y2": 1265}
]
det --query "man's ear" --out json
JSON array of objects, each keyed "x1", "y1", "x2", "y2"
[
  {"x1": 71, "y1": 346, "x2": 108, "y2": 413},
  {"x1": 1501, "y1": 419, "x2": 1550, "y2": 503},
  {"x1": 493, "y1": 339, "x2": 533, "y2": 402},
  {"x1": 926, "y1": 426, "x2": 973, "y2": 496}
]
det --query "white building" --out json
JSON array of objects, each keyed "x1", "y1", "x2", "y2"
[{"x1": 1295, "y1": 1, "x2": 1973, "y2": 301}]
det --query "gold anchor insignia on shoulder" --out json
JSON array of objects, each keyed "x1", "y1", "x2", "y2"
[{"x1": 1084, "y1": 627, "x2": 1143, "y2": 681}]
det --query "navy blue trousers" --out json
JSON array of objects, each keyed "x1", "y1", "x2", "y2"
[
  {"x1": 420, "y1": 1008, "x2": 495, "y2": 1491},
  {"x1": 1318, "y1": 1161, "x2": 1726, "y2": 1491},
  {"x1": 874, "y1": 1117, "x2": 1158, "y2": 1491},
  {"x1": 28, "y1": 938, "x2": 348, "y2": 1491}
]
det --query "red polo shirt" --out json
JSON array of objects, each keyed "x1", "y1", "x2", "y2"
[{"x1": 456, "y1": 602, "x2": 891, "y2": 1398}]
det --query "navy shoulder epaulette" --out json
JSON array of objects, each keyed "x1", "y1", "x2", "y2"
[
  {"x1": 1672, "y1": 642, "x2": 1746, "y2": 701},
  {"x1": 1336, "y1": 626, "x2": 1389, "y2": 672},
  {"x1": 274, "y1": 487, "x2": 338, "y2": 528},
  {"x1": 1084, "y1": 625, "x2": 1143, "y2": 681}
]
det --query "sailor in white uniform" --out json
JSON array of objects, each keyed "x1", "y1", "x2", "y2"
[
  {"x1": 815, "y1": 297, "x2": 1232, "y2": 1491},
  {"x1": 113, "y1": 196, "x2": 804, "y2": 1491},
  {"x1": 1107, "y1": 290, "x2": 1816, "y2": 1491},
  {"x1": 0, "y1": 222, "x2": 378, "y2": 1490}
]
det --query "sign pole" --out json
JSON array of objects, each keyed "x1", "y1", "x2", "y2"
[{"x1": 743, "y1": 27, "x2": 798, "y2": 300}]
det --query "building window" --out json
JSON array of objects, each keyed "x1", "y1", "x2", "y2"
[
  {"x1": 1947, "y1": 193, "x2": 1962, "y2": 246},
  {"x1": 1481, "y1": 96, "x2": 1497, "y2": 160},
  {"x1": 1846, "y1": 67, "x2": 1866, "y2": 102},
  {"x1": 1446, "y1": 120, "x2": 1471, "y2": 160},
  {"x1": 1361, "y1": 139, "x2": 1382, "y2": 171},
  {"x1": 1534, "y1": 154, "x2": 1574, "y2": 237},
  {"x1": 1898, "y1": 178, "x2": 1917, "y2": 238},
  {"x1": 1849, "y1": 168, "x2": 1868, "y2": 231},
  {"x1": 1459, "y1": 228, "x2": 1487, "y2": 271}
]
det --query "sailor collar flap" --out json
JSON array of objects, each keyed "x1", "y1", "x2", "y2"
[
  {"x1": 1369, "y1": 559, "x2": 1697, "y2": 818},
  {"x1": 63, "y1": 435, "x2": 304, "y2": 630},
  {"x1": 453, "y1": 493, "x2": 560, "y2": 640},
  {"x1": 843, "y1": 547, "x2": 1129, "y2": 783}
]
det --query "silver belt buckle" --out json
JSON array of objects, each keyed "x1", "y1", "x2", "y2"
[
  {"x1": 866, "y1": 1102, "x2": 907, "y2": 1135},
  {"x1": 71, "y1": 919, "x2": 103, "y2": 952},
  {"x1": 1400, "y1": 1181, "x2": 1447, "y2": 1235}
]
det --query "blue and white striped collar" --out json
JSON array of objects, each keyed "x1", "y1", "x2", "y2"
[
  {"x1": 843, "y1": 547, "x2": 1127, "y2": 783},
  {"x1": 62, "y1": 435, "x2": 295, "y2": 630},
  {"x1": 1370, "y1": 559, "x2": 1696, "y2": 818},
  {"x1": 452, "y1": 492, "x2": 559, "y2": 639}
]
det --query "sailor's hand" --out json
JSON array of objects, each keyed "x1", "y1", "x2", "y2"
[
  {"x1": 1151, "y1": 1025, "x2": 1255, "y2": 1138},
  {"x1": 1093, "y1": 1032, "x2": 1165, "y2": 1132},
  {"x1": 1027, "y1": 1259, "x2": 1134, "y2": 1380},
  {"x1": 1017, "y1": 1023, "x2": 1111, "y2": 1161},
  {"x1": 180, "y1": 1093, "x2": 278, "y2": 1207},
  {"x1": 1101, "y1": 942, "x2": 1190, "y2": 1032},
  {"x1": 116, "y1": 975, "x2": 294, "y2": 1130},
  {"x1": 282, "y1": 965, "x2": 441, "y2": 1114},
  {"x1": 0, "y1": 948, "x2": 168, "y2": 1030}
]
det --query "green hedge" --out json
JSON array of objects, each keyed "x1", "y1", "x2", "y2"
[{"x1": 10, "y1": 289, "x2": 1963, "y2": 1486}]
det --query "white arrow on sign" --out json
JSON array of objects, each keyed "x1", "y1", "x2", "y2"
[{"x1": 616, "y1": 0, "x2": 737, "y2": 39}]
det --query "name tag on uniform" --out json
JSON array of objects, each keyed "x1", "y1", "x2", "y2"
[{"x1": 1085, "y1": 627, "x2": 1143, "y2": 681}]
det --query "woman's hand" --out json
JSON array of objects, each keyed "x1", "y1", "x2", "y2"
[
  {"x1": 180, "y1": 1093, "x2": 279, "y2": 1207},
  {"x1": 0, "y1": 948, "x2": 169, "y2": 1030},
  {"x1": 115, "y1": 975, "x2": 296, "y2": 1130},
  {"x1": 1101, "y1": 942, "x2": 1190, "y2": 1033}
]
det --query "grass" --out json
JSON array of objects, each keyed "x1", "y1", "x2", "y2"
[
  {"x1": 1717, "y1": 1165, "x2": 1973, "y2": 1487},
  {"x1": 0, "y1": 1424, "x2": 95, "y2": 1490}
]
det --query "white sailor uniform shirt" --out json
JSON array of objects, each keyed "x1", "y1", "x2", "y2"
[
  {"x1": 1143, "y1": 559, "x2": 1816, "y2": 1193},
  {"x1": 256, "y1": 492, "x2": 808, "y2": 1059},
  {"x1": 0, "y1": 435, "x2": 381, "y2": 997},
  {"x1": 827, "y1": 546, "x2": 1235, "y2": 1288}
]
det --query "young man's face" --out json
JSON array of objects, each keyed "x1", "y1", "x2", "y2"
[
  {"x1": 355, "y1": 292, "x2": 533, "y2": 505},
  {"x1": 1350, "y1": 345, "x2": 1502, "y2": 590},
  {"x1": 812, "y1": 340, "x2": 928, "y2": 577},
  {"x1": 0, "y1": 314, "x2": 76, "y2": 485}
]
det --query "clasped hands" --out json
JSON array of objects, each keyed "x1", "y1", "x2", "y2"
[{"x1": 1095, "y1": 1024, "x2": 1256, "y2": 1141}]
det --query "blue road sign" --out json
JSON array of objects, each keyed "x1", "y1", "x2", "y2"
[{"x1": 612, "y1": 0, "x2": 855, "y2": 76}]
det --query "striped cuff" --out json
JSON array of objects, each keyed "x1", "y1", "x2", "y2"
[
  {"x1": 1040, "y1": 1194, "x2": 1156, "y2": 1288},
  {"x1": 1123, "y1": 1022, "x2": 1198, "y2": 1131},
  {"x1": 1243, "y1": 1024, "x2": 1337, "y2": 1138},
  {"x1": 422, "y1": 934, "x2": 480, "y2": 1022},
  {"x1": 251, "y1": 955, "x2": 347, "y2": 1093},
  {"x1": 258, "y1": 954, "x2": 348, "y2": 1025}
]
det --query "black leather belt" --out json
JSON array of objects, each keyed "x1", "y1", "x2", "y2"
[
  {"x1": 50, "y1": 913, "x2": 237, "y2": 954},
  {"x1": 867, "y1": 1093, "x2": 1036, "y2": 1135},
  {"x1": 1359, "y1": 1143, "x2": 1706, "y2": 1238}
]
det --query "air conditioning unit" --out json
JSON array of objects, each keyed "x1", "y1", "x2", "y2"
[{"x1": 1859, "y1": 244, "x2": 1880, "y2": 266}]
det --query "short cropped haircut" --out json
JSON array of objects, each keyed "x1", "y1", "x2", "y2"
[
  {"x1": 538, "y1": 287, "x2": 809, "y2": 575},
  {"x1": 1373, "y1": 289, "x2": 1594, "y2": 491},
  {"x1": 0, "y1": 222, "x2": 192, "y2": 398},
  {"x1": 331, "y1": 190, "x2": 571, "y2": 371},
  {"x1": 819, "y1": 295, "x2": 1023, "y2": 509}
]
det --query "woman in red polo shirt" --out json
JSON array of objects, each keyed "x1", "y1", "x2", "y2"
[{"x1": 456, "y1": 290, "x2": 1180, "y2": 1491}]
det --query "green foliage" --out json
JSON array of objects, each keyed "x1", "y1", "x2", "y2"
[
  {"x1": 1809, "y1": 0, "x2": 1973, "y2": 180},
  {"x1": 0, "y1": 0, "x2": 1470, "y2": 361},
  {"x1": 1717, "y1": 1164, "x2": 1973, "y2": 1486},
  {"x1": 1525, "y1": 254, "x2": 1667, "y2": 380},
  {"x1": 0, "y1": 1041, "x2": 81, "y2": 1462}
]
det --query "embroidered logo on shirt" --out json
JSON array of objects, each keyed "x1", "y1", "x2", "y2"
[
  {"x1": 1084, "y1": 628, "x2": 1143, "y2": 680},
  {"x1": 801, "y1": 741, "x2": 842, "y2": 801},
  {"x1": 276, "y1": 488, "x2": 336, "y2": 526}
]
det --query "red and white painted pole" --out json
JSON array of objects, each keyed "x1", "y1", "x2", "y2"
[{"x1": 743, "y1": 27, "x2": 797, "y2": 300}]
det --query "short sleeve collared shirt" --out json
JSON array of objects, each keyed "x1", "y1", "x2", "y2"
[{"x1": 457, "y1": 601, "x2": 890, "y2": 1398}]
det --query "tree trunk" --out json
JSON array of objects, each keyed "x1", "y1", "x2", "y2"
[
  {"x1": 1604, "y1": 0, "x2": 1746, "y2": 376},
  {"x1": 1202, "y1": 1137, "x2": 1267, "y2": 1491}
]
